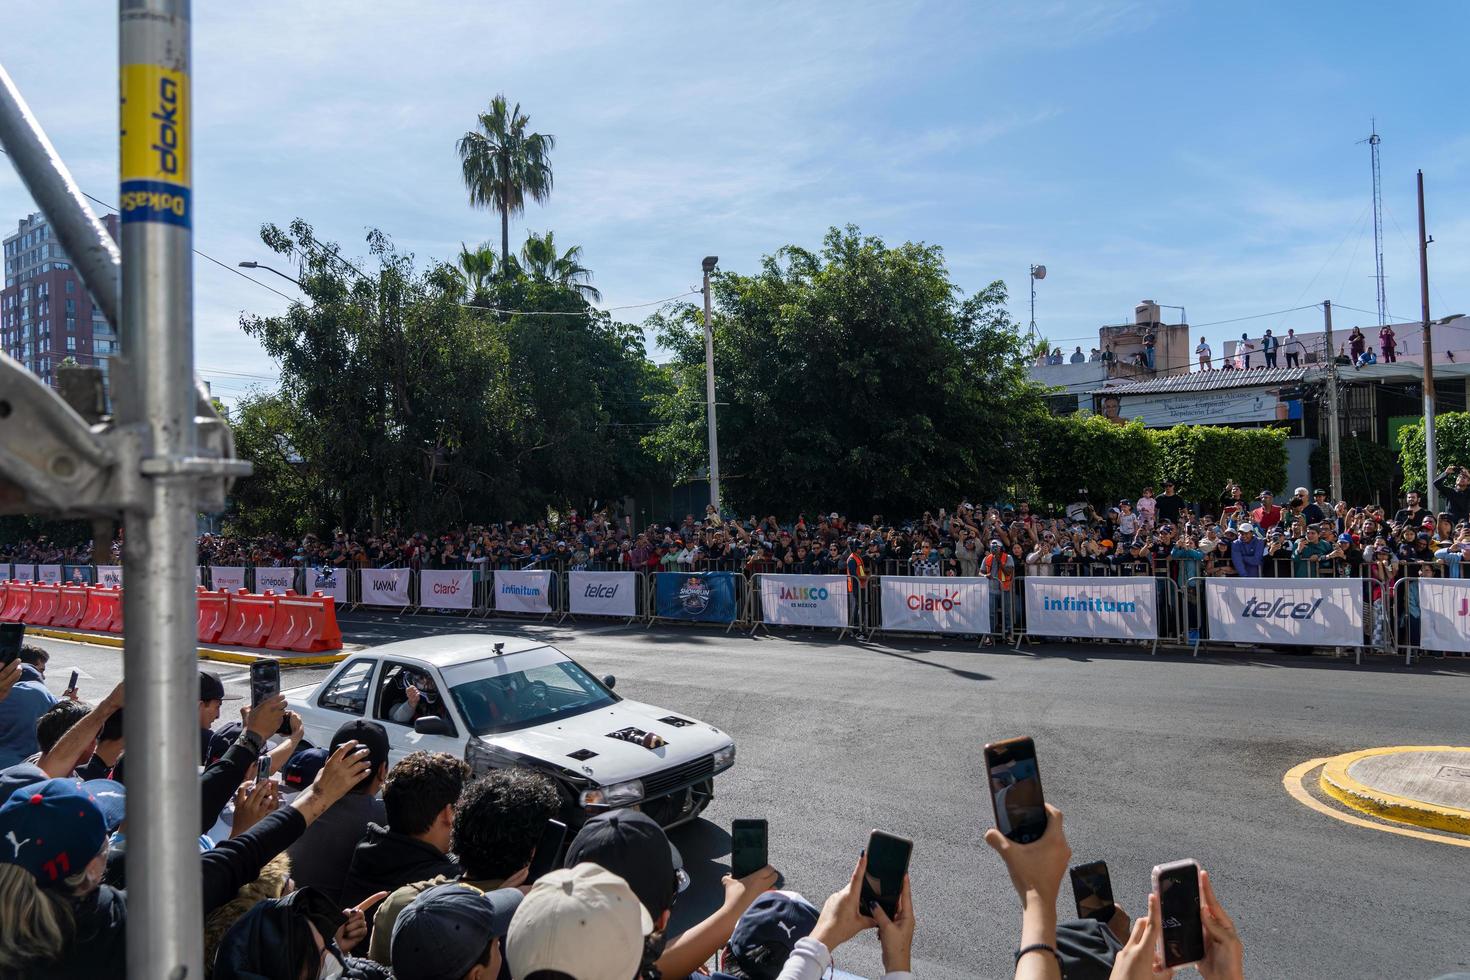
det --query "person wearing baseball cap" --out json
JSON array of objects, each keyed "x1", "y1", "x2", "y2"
[
  {"x1": 391, "y1": 882, "x2": 523, "y2": 980},
  {"x1": 508, "y1": 863, "x2": 654, "y2": 980},
  {"x1": 1231, "y1": 522, "x2": 1264, "y2": 577},
  {"x1": 286, "y1": 720, "x2": 390, "y2": 906},
  {"x1": 712, "y1": 891, "x2": 820, "y2": 980},
  {"x1": 199, "y1": 669, "x2": 243, "y2": 765}
]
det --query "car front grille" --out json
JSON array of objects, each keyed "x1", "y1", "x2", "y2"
[{"x1": 642, "y1": 754, "x2": 714, "y2": 799}]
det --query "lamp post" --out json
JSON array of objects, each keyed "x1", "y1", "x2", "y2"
[
  {"x1": 238, "y1": 259, "x2": 303, "y2": 288},
  {"x1": 1028, "y1": 264, "x2": 1046, "y2": 342},
  {"x1": 702, "y1": 256, "x2": 720, "y2": 513}
]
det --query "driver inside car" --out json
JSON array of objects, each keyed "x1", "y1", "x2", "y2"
[{"x1": 389, "y1": 670, "x2": 447, "y2": 724}]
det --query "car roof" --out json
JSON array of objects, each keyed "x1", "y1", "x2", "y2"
[{"x1": 362, "y1": 633, "x2": 554, "y2": 668}]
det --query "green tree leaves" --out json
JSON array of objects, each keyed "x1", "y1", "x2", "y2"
[{"x1": 1398, "y1": 411, "x2": 1470, "y2": 494}]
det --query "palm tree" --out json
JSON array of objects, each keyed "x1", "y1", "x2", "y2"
[
  {"x1": 457, "y1": 95, "x2": 555, "y2": 264},
  {"x1": 520, "y1": 231, "x2": 602, "y2": 302},
  {"x1": 455, "y1": 242, "x2": 499, "y2": 306}
]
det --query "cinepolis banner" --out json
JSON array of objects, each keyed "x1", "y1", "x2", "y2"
[
  {"x1": 210, "y1": 566, "x2": 247, "y2": 592},
  {"x1": 1416, "y1": 579, "x2": 1470, "y2": 653},
  {"x1": 1205, "y1": 578, "x2": 1363, "y2": 646},
  {"x1": 569, "y1": 571, "x2": 638, "y2": 618},
  {"x1": 1024, "y1": 577, "x2": 1158, "y2": 640},
  {"x1": 420, "y1": 569, "x2": 475, "y2": 611},
  {"x1": 308, "y1": 566, "x2": 347, "y2": 604},
  {"x1": 757, "y1": 574, "x2": 849, "y2": 628},
  {"x1": 254, "y1": 567, "x2": 297, "y2": 593},
  {"x1": 360, "y1": 567, "x2": 411, "y2": 607},
  {"x1": 879, "y1": 576, "x2": 991, "y2": 633},
  {"x1": 495, "y1": 569, "x2": 554, "y2": 614}
]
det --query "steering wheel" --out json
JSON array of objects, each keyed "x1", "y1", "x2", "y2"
[{"x1": 519, "y1": 680, "x2": 549, "y2": 706}]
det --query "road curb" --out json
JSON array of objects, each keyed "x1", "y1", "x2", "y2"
[
  {"x1": 1318, "y1": 745, "x2": 1470, "y2": 836},
  {"x1": 26, "y1": 627, "x2": 349, "y2": 668}
]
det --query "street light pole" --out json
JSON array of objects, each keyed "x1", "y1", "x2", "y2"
[
  {"x1": 238, "y1": 259, "x2": 303, "y2": 288},
  {"x1": 1323, "y1": 301, "x2": 1342, "y2": 502},
  {"x1": 1417, "y1": 170, "x2": 1437, "y2": 513},
  {"x1": 702, "y1": 256, "x2": 720, "y2": 513}
]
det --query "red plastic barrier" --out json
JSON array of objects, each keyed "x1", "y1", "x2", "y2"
[
  {"x1": 218, "y1": 591, "x2": 277, "y2": 648},
  {"x1": 79, "y1": 587, "x2": 122, "y2": 633},
  {"x1": 25, "y1": 584, "x2": 61, "y2": 626},
  {"x1": 52, "y1": 586, "x2": 90, "y2": 628},
  {"x1": 264, "y1": 592, "x2": 343, "y2": 653},
  {"x1": 1, "y1": 582, "x2": 33, "y2": 623},
  {"x1": 197, "y1": 587, "x2": 230, "y2": 643}
]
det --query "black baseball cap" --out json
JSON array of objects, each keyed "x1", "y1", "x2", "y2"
[
  {"x1": 563, "y1": 810, "x2": 687, "y2": 918},
  {"x1": 726, "y1": 891, "x2": 820, "y2": 980},
  {"x1": 281, "y1": 747, "x2": 329, "y2": 790},
  {"x1": 391, "y1": 883, "x2": 523, "y2": 980},
  {"x1": 205, "y1": 721, "x2": 245, "y2": 766},
  {"x1": 199, "y1": 670, "x2": 242, "y2": 703},
  {"x1": 330, "y1": 720, "x2": 390, "y2": 778}
]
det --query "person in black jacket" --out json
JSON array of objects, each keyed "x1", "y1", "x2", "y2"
[
  {"x1": 1436, "y1": 465, "x2": 1470, "y2": 524},
  {"x1": 212, "y1": 886, "x2": 391, "y2": 980}
]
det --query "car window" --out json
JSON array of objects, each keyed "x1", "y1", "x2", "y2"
[
  {"x1": 317, "y1": 659, "x2": 374, "y2": 715},
  {"x1": 376, "y1": 661, "x2": 456, "y2": 735},
  {"x1": 450, "y1": 659, "x2": 615, "y2": 736}
]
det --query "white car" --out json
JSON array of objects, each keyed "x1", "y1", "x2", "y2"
[{"x1": 283, "y1": 634, "x2": 735, "y2": 828}]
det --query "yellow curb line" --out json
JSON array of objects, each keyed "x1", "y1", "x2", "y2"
[
  {"x1": 1318, "y1": 745, "x2": 1470, "y2": 835},
  {"x1": 27, "y1": 627, "x2": 347, "y2": 668},
  {"x1": 1283, "y1": 758, "x2": 1470, "y2": 849}
]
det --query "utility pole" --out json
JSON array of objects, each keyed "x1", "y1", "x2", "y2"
[
  {"x1": 1323, "y1": 301, "x2": 1342, "y2": 502},
  {"x1": 1418, "y1": 170, "x2": 1437, "y2": 513},
  {"x1": 701, "y1": 256, "x2": 721, "y2": 513},
  {"x1": 1028, "y1": 263, "x2": 1046, "y2": 344}
]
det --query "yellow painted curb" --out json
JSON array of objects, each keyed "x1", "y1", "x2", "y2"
[
  {"x1": 27, "y1": 627, "x2": 347, "y2": 668},
  {"x1": 1283, "y1": 759, "x2": 1470, "y2": 849},
  {"x1": 1317, "y1": 746, "x2": 1470, "y2": 836}
]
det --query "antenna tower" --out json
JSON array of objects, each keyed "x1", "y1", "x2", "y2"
[{"x1": 1362, "y1": 120, "x2": 1387, "y2": 325}]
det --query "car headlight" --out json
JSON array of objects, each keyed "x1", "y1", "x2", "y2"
[
  {"x1": 580, "y1": 779, "x2": 645, "y2": 809},
  {"x1": 712, "y1": 743, "x2": 736, "y2": 773}
]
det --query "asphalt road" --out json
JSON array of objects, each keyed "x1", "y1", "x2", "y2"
[{"x1": 26, "y1": 618, "x2": 1470, "y2": 980}]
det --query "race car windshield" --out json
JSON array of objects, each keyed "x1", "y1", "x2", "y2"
[{"x1": 449, "y1": 659, "x2": 617, "y2": 735}]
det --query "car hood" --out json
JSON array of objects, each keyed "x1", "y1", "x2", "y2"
[{"x1": 485, "y1": 698, "x2": 730, "y2": 786}]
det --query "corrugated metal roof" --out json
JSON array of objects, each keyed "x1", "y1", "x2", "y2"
[{"x1": 1093, "y1": 366, "x2": 1313, "y2": 396}]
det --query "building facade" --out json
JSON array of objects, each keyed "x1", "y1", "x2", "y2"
[{"x1": 1, "y1": 210, "x2": 120, "y2": 388}]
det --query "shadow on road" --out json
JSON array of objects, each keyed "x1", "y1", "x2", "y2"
[{"x1": 667, "y1": 817, "x2": 733, "y2": 933}]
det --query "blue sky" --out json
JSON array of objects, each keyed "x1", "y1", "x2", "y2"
[{"x1": 4, "y1": 1, "x2": 1468, "y2": 403}]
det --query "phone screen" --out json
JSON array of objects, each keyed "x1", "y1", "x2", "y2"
[
  {"x1": 1070, "y1": 861, "x2": 1115, "y2": 922},
  {"x1": 731, "y1": 819, "x2": 768, "y2": 879},
  {"x1": 250, "y1": 659, "x2": 281, "y2": 706},
  {"x1": 527, "y1": 819, "x2": 568, "y2": 883},
  {"x1": 257, "y1": 752, "x2": 272, "y2": 782},
  {"x1": 984, "y1": 737, "x2": 1047, "y2": 843},
  {"x1": 1156, "y1": 862, "x2": 1205, "y2": 967},
  {"x1": 859, "y1": 830, "x2": 912, "y2": 918},
  {"x1": 68, "y1": 669, "x2": 80, "y2": 691},
  {"x1": 0, "y1": 623, "x2": 24, "y2": 667}
]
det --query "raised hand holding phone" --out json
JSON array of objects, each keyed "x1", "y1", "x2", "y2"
[
  {"x1": 1152, "y1": 860, "x2": 1205, "y2": 968},
  {"x1": 858, "y1": 830, "x2": 912, "y2": 919},
  {"x1": 985, "y1": 736, "x2": 1048, "y2": 843}
]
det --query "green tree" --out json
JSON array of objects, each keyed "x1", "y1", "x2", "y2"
[
  {"x1": 519, "y1": 230, "x2": 601, "y2": 302},
  {"x1": 453, "y1": 242, "x2": 499, "y2": 306},
  {"x1": 1398, "y1": 411, "x2": 1470, "y2": 494},
  {"x1": 1030, "y1": 414, "x2": 1158, "y2": 511},
  {"x1": 645, "y1": 225, "x2": 1048, "y2": 515},
  {"x1": 1311, "y1": 434, "x2": 1397, "y2": 505},
  {"x1": 457, "y1": 95, "x2": 555, "y2": 265},
  {"x1": 1152, "y1": 425, "x2": 1288, "y2": 505}
]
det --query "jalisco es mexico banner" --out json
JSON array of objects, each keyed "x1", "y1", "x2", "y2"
[
  {"x1": 420, "y1": 569, "x2": 476, "y2": 610},
  {"x1": 654, "y1": 572, "x2": 738, "y2": 623},
  {"x1": 1415, "y1": 579, "x2": 1470, "y2": 654},
  {"x1": 757, "y1": 574, "x2": 849, "y2": 628},
  {"x1": 254, "y1": 567, "x2": 297, "y2": 593},
  {"x1": 1205, "y1": 578, "x2": 1363, "y2": 647},
  {"x1": 210, "y1": 566, "x2": 247, "y2": 592},
  {"x1": 309, "y1": 566, "x2": 347, "y2": 604},
  {"x1": 569, "y1": 571, "x2": 639, "y2": 618},
  {"x1": 879, "y1": 576, "x2": 991, "y2": 633},
  {"x1": 494, "y1": 570, "x2": 554, "y2": 614},
  {"x1": 1023, "y1": 577, "x2": 1159, "y2": 640},
  {"x1": 360, "y1": 567, "x2": 412, "y2": 607}
]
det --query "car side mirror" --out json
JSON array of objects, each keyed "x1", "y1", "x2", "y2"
[
  {"x1": 414, "y1": 716, "x2": 451, "y2": 736},
  {"x1": 602, "y1": 675, "x2": 616, "y2": 690}
]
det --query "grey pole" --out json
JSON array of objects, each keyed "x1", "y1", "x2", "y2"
[
  {"x1": 1323, "y1": 301, "x2": 1342, "y2": 502},
  {"x1": 119, "y1": 1, "x2": 203, "y2": 977},
  {"x1": 1417, "y1": 170, "x2": 1437, "y2": 514},
  {"x1": 702, "y1": 256, "x2": 721, "y2": 512}
]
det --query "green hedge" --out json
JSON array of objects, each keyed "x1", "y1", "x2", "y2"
[
  {"x1": 1152, "y1": 425, "x2": 1288, "y2": 504},
  {"x1": 1398, "y1": 411, "x2": 1470, "y2": 494},
  {"x1": 1310, "y1": 435, "x2": 1398, "y2": 505}
]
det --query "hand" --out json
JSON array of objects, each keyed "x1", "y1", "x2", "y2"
[
  {"x1": 871, "y1": 874, "x2": 915, "y2": 974},
  {"x1": 245, "y1": 693, "x2": 287, "y2": 739},
  {"x1": 230, "y1": 777, "x2": 279, "y2": 837},
  {"x1": 983, "y1": 804, "x2": 1071, "y2": 908},
  {"x1": 284, "y1": 710, "x2": 304, "y2": 741},
  {"x1": 1197, "y1": 870, "x2": 1244, "y2": 980},
  {"x1": 810, "y1": 852, "x2": 877, "y2": 952},
  {"x1": 1109, "y1": 893, "x2": 1173, "y2": 980},
  {"x1": 335, "y1": 895, "x2": 382, "y2": 954},
  {"x1": 721, "y1": 864, "x2": 779, "y2": 913},
  {"x1": 405, "y1": 685, "x2": 421, "y2": 709},
  {"x1": 0, "y1": 659, "x2": 23, "y2": 703},
  {"x1": 63, "y1": 686, "x2": 80, "y2": 701},
  {"x1": 313, "y1": 740, "x2": 374, "y2": 801},
  {"x1": 101, "y1": 681, "x2": 125, "y2": 714}
]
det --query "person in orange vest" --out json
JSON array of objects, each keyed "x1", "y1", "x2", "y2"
[
  {"x1": 845, "y1": 538, "x2": 868, "y2": 640},
  {"x1": 981, "y1": 539, "x2": 1015, "y2": 644}
]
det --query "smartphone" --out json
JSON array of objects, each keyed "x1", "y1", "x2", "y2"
[
  {"x1": 68, "y1": 669, "x2": 80, "y2": 691},
  {"x1": 731, "y1": 819, "x2": 768, "y2": 879},
  {"x1": 257, "y1": 752, "x2": 272, "y2": 782},
  {"x1": 984, "y1": 736, "x2": 1047, "y2": 843},
  {"x1": 526, "y1": 819, "x2": 568, "y2": 884},
  {"x1": 0, "y1": 623, "x2": 24, "y2": 667},
  {"x1": 1152, "y1": 860, "x2": 1205, "y2": 967},
  {"x1": 1070, "y1": 861, "x2": 1115, "y2": 923},
  {"x1": 249, "y1": 658, "x2": 281, "y2": 706},
  {"x1": 859, "y1": 830, "x2": 912, "y2": 919}
]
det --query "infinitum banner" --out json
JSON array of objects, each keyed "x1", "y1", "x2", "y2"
[{"x1": 1023, "y1": 577, "x2": 1158, "y2": 640}]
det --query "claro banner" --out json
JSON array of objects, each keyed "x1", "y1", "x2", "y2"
[
  {"x1": 360, "y1": 567, "x2": 412, "y2": 607},
  {"x1": 1205, "y1": 578, "x2": 1363, "y2": 646},
  {"x1": 569, "y1": 571, "x2": 638, "y2": 618},
  {"x1": 495, "y1": 570, "x2": 554, "y2": 614},
  {"x1": 879, "y1": 576, "x2": 991, "y2": 633},
  {"x1": 420, "y1": 569, "x2": 475, "y2": 610},
  {"x1": 1023, "y1": 577, "x2": 1158, "y2": 640},
  {"x1": 1416, "y1": 579, "x2": 1470, "y2": 653},
  {"x1": 757, "y1": 574, "x2": 849, "y2": 628}
]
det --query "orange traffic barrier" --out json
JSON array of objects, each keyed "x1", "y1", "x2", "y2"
[
  {"x1": 79, "y1": 587, "x2": 123, "y2": 633},
  {"x1": 52, "y1": 586, "x2": 90, "y2": 628},
  {"x1": 25, "y1": 584, "x2": 61, "y2": 626},
  {"x1": 265, "y1": 592, "x2": 343, "y2": 653},
  {"x1": 197, "y1": 587, "x2": 230, "y2": 643},
  {"x1": 218, "y1": 591, "x2": 277, "y2": 647},
  {"x1": 2, "y1": 582, "x2": 33, "y2": 622}
]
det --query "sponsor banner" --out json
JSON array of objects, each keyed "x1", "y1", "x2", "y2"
[
  {"x1": 0, "y1": 564, "x2": 10, "y2": 581},
  {"x1": 254, "y1": 567, "x2": 297, "y2": 594},
  {"x1": 879, "y1": 576, "x2": 991, "y2": 633},
  {"x1": 13, "y1": 565, "x2": 35, "y2": 582},
  {"x1": 1205, "y1": 578, "x2": 1363, "y2": 647},
  {"x1": 37, "y1": 564, "x2": 62, "y2": 584},
  {"x1": 211, "y1": 566, "x2": 247, "y2": 592},
  {"x1": 1024, "y1": 577, "x2": 1158, "y2": 640},
  {"x1": 655, "y1": 572, "x2": 738, "y2": 623},
  {"x1": 570, "y1": 571, "x2": 638, "y2": 618},
  {"x1": 63, "y1": 565, "x2": 94, "y2": 585},
  {"x1": 758, "y1": 574, "x2": 849, "y2": 628},
  {"x1": 495, "y1": 570, "x2": 554, "y2": 614},
  {"x1": 308, "y1": 566, "x2": 347, "y2": 604},
  {"x1": 361, "y1": 568, "x2": 411, "y2": 607},
  {"x1": 95, "y1": 565, "x2": 124, "y2": 588},
  {"x1": 421, "y1": 569, "x2": 476, "y2": 610},
  {"x1": 1417, "y1": 579, "x2": 1470, "y2": 653}
]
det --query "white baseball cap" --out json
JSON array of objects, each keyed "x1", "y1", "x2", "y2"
[
  {"x1": 507, "y1": 863, "x2": 654, "y2": 980},
  {"x1": 1238, "y1": 523, "x2": 1255, "y2": 533}
]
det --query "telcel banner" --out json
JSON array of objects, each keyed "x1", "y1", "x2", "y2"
[
  {"x1": 758, "y1": 574, "x2": 849, "y2": 628},
  {"x1": 254, "y1": 567, "x2": 297, "y2": 593},
  {"x1": 495, "y1": 570, "x2": 554, "y2": 614},
  {"x1": 655, "y1": 572, "x2": 737, "y2": 623},
  {"x1": 361, "y1": 568, "x2": 411, "y2": 607},
  {"x1": 1024, "y1": 577, "x2": 1158, "y2": 640},
  {"x1": 880, "y1": 576, "x2": 991, "y2": 633},
  {"x1": 37, "y1": 564, "x2": 62, "y2": 584},
  {"x1": 570, "y1": 571, "x2": 638, "y2": 618},
  {"x1": 211, "y1": 566, "x2": 247, "y2": 592},
  {"x1": 421, "y1": 569, "x2": 475, "y2": 611},
  {"x1": 309, "y1": 566, "x2": 347, "y2": 604},
  {"x1": 1206, "y1": 578, "x2": 1363, "y2": 647},
  {"x1": 1416, "y1": 579, "x2": 1470, "y2": 653}
]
